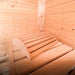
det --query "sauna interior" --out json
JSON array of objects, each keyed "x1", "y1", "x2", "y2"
[{"x1": 0, "y1": 0, "x2": 75, "y2": 75}]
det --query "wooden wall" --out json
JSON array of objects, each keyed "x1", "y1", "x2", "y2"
[
  {"x1": 0, "y1": 0, "x2": 39, "y2": 38},
  {"x1": 44, "y1": 0, "x2": 75, "y2": 48},
  {"x1": 38, "y1": 0, "x2": 46, "y2": 32}
]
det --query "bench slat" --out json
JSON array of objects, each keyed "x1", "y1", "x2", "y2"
[
  {"x1": 23, "y1": 34, "x2": 51, "y2": 44},
  {"x1": 25, "y1": 35, "x2": 53, "y2": 48},
  {"x1": 28, "y1": 37, "x2": 56, "y2": 53}
]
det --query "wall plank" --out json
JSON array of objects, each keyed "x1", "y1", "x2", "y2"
[
  {"x1": 45, "y1": 0, "x2": 75, "y2": 48},
  {"x1": 0, "y1": 0, "x2": 39, "y2": 38}
]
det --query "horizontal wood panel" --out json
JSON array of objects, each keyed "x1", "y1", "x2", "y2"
[{"x1": 45, "y1": 0, "x2": 75, "y2": 48}]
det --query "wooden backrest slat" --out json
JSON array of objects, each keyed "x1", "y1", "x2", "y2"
[{"x1": 24, "y1": 34, "x2": 51, "y2": 44}]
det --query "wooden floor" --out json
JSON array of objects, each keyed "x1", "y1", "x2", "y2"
[{"x1": 7, "y1": 33, "x2": 75, "y2": 75}]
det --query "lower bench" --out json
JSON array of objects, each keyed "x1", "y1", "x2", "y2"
[{"x1": 15, "y1": 44, "x2": 72, "y2": 75}]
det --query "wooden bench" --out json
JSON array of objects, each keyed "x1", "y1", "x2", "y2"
[{"x1": 9, "y1": 33, "x2": 73, "y2": 75}]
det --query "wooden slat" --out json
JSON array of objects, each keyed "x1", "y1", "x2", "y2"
[
  {"x1": 12, "y1": 38, "x2": 31, "y2": 59},
  {"x1": 8, "y1": 41, "x2": 16, "y2": 75},
  {"x1": 23, "y1": 34, "x2": 51, "y2": 44},
  {"x1": 14, "y1": 50, "x2": 27, "y2": 61},
  {"x1": 25, "y1": 35, "x2": 53, "y2": 48},
  {"x1": 15, "y1": 45, "x2": 72, "y2": 75},
  {"x1": 52, "y1": 42, "x2": 62, "y2": 47},
  {"x1": 20, "y1": 32, "x2": 46, "y2": 40},
  {"x1": 28, "y1": 37, "x2": 56, "y2": 53},
  {"x1": 30, "y1": 40, "x2": 57, "y2": 58},
  {"x1": 0, "y1": 62, "x2": 9, "y2": 74},
  {"x1": 0, "y1": 55, "x2": 8, "y2": 63}
]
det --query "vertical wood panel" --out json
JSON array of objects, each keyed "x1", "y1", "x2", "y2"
[{"x1": 38, "y1": 0, "x2": 46, "y2": 32}]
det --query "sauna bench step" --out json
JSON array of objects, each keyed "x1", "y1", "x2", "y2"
[
  {"x1": 15, "y1": 44, "x2": 72, "y2": 75},
  {"x1": 29, "y1": 50, "x2": 75, "y2": 75},
  {"x1": 30, "y1": 41, "x2": 62, "y2": 58}
]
